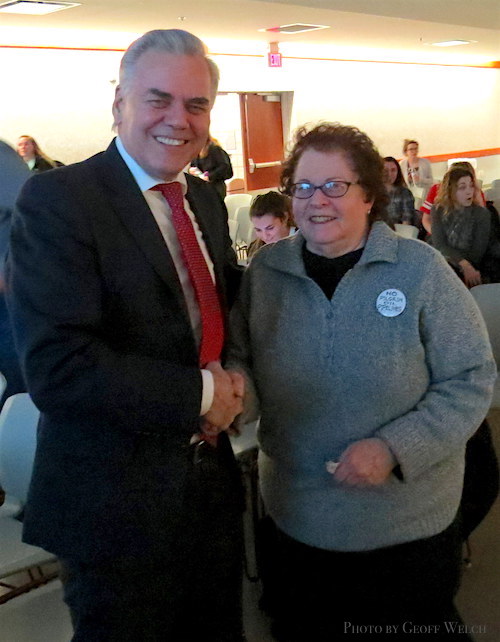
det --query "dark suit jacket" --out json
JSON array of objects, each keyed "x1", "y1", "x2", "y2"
[{"x1": 6, "y1": 140, "x2": 241, "y2": 563}]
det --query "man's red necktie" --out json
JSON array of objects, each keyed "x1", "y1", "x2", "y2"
[{"x1": 153, "y1": 182, "x2": 225, "y2": 367}]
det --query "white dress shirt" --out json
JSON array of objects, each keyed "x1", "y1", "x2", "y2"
[{"x1": 115, "y1": 137, "x2": 214, "y2": 415}]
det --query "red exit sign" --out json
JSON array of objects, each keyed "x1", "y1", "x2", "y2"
[{"x1": 268, "y1": 52, "x2": 282, "y2": 67}]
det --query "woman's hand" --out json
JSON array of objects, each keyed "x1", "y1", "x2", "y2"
[
  {"x1": 459, "y1": 260, "x2": 482, "y2": 288},
  {"x1": 332, "y1": 438, "x2": 397, "y2": 487}
]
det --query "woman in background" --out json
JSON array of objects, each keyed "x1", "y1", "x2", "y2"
[
  {"x1": 17, "y1": 135, "x2": 63, "y2": 172},
  {"x1": 190, "y1": 135, "x2": 233, "y2": 199},
  {"x1": 247, "y1": 191, "x2": 293, "y2": 261},
  {"x1": 399, "y1": 139, "x2": 433, "y2": 195},
  {"x1": 383, "y1": 156, "x2": 418, "y2": 226},
  {"x1": 421, "y1": 161, "x2": 485, "y2": 236},
  {"x1": 230, "y1": 123, "x2": 495, "y2": 641},
  {"x1": 431, "y1": 166, "x2": 499, "y2": 287}
]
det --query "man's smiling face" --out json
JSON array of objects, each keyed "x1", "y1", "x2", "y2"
[{"x1": 113, "y1": 50, "x2": 212, "y2": 181}]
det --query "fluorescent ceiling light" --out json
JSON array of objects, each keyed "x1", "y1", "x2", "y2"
[
  {"x1": 430, "y1": 40, "x2": 475, "y2": 47},
  {"x1": 259, "y1": 23, "x2": 329, "y2": 35},
  {"x1": 0, "y1": 1, "x2": 80, "y2": 14}
]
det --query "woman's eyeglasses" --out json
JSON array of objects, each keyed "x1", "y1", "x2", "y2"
[{"x1": 290, "y1": 180, "x2": 358, "y2": 199}]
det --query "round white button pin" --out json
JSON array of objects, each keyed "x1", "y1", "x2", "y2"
[{"x1": 376, "y1": 289, "x2": 406, "y2": 317}]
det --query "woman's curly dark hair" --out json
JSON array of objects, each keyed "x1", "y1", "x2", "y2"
[{"x1": 280, "y1": 123, "x2": 389, "y2": 225}]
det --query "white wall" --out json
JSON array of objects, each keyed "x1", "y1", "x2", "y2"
[
  {"x1": 215, "y1": 54, "x2": 500, "y2": 182},
  {"x1": 2, "y1": 48, "x2": 120, "y2": 163},
  {"x1": 2, "y1": 46, "x2": 500, "y2": 181}
]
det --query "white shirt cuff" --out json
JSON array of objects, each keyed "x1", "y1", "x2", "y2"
[{"x1": 200, "y1": 369, "x2": 214, "y2": 416}]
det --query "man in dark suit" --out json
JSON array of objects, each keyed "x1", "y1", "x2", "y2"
[{"x1": 6, "y1": 30, "x2": 245, "y2": 641}]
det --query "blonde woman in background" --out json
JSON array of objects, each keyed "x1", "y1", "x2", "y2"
[
  {"x1": 17, "y1": 135, "x2": 63, "y2": 173},
  {"x1": 399, "y1": 139, "x2": 433, "y2": 195},
  {"x1": 189, "y1": 135, "x2": 233, "y2": 199}
]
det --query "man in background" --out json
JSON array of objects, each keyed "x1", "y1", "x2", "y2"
[{"x1": 7, "y1": 30, "x2": 245, "y2": 641}]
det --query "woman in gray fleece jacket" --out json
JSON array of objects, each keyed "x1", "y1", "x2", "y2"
[{"x1": 229, "y1": 124, "x2": 496, "y2": 641}]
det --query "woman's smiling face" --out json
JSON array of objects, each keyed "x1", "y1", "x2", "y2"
[{"x1": 292, "y1": 149, "x2": 373, "y2": 258}]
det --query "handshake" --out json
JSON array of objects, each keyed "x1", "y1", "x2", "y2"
[{"x1": 201, "y1": 361, "x2": 245, "y2": 442}]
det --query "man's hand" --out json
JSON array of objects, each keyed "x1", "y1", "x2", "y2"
[
  {"x1": 203, "y1": 361, "x2": 244, "y2": 430},
  {"x1": 332, "y1": 438, "x2": 397, "y2": 487}
]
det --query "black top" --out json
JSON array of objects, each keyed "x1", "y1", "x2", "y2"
[
  {"x1": 303, "y1": 245, "x2": 364, "y2": 299},
  {"x1": 190, "y1": 143, "x2": 233, "y2": 199},
  {"x1": 33, "y1": 156, "x2": 64, "y2": 173}
]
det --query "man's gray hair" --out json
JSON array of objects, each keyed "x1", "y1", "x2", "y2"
[{"x1": 119, "y1": 29, "x2": 220, "y2": 99}]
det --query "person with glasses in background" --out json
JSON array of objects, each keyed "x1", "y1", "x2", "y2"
[
  {"x1": 399, "y1": 138, "x2": 433, "y2": 197},
  {"x1": 229, "y1": 123, "x2": 495, "y2": 641}
]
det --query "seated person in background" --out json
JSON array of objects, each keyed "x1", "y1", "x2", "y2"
[
  {"x1": 247, "y1": 191, "x2": 293, "y2": 261},
  {"x1": 399, "y1": 139, "x2": 433, "y2": 195},
  {"x1": 16, "y1": 135, "x2": 64, "y2": 172},
  {"x1": 189, "y1": 135, "x2": 233, "y2": 199},
  {"x1": 383, "y1": 156, "x2": 418, "y2": 227},
  {"x1": 421, "y1": 161, "x2": 485, "y2": 236},
  {"x1": 431, "y1": 166, "x2": 500, "y2": 287}
]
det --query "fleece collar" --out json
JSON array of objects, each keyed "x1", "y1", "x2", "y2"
[{"x1": 260, "y1": 221, "x2": 400, "y2": 278}]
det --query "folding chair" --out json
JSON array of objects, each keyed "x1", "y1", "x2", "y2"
[{"x1": 0, "y1": 394, "x2": 59, "y2": 603}]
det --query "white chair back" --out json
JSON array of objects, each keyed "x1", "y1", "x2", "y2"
[
  {"x1": 224, "y1": 193, "x2": 253, "y2": 220},
  {"x1": 0, "y1": 393, "x2": 40, "y2": 503},
  {"x1": 484, "y1": 181, "x2": 500, "y2": 211},
  {"x1": 235, "y1": 205, "x2": 254, "y2": 246},
  {"x1": 227, "y1": 218, "x2": 239, "y2": 248},
  {"x1": 470, "y1": 284, "x2": 500, "y2": 409},
  {"x1": 394, "y1": 224, "x2": 419, "y2": 239}
]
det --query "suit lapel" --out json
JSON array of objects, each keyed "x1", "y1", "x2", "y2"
[{"x1": 96, "y1": 142, "x2": 187, "y2": 305}]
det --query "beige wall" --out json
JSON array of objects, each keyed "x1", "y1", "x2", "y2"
[
  {"x1": 2, "y1": 47, "x2": 500, "y2": 182},
  {"x1": 2, "y1": 48, "x2": 120, "y2": 163}
]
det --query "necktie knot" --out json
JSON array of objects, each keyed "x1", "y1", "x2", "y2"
[{"x1": 152, "y1": 181, "x2": 183, "y2": 203}]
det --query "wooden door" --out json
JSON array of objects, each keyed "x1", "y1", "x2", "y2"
[{"x1": 240, "y1": 93, "x2": 284, "y2": 191}]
